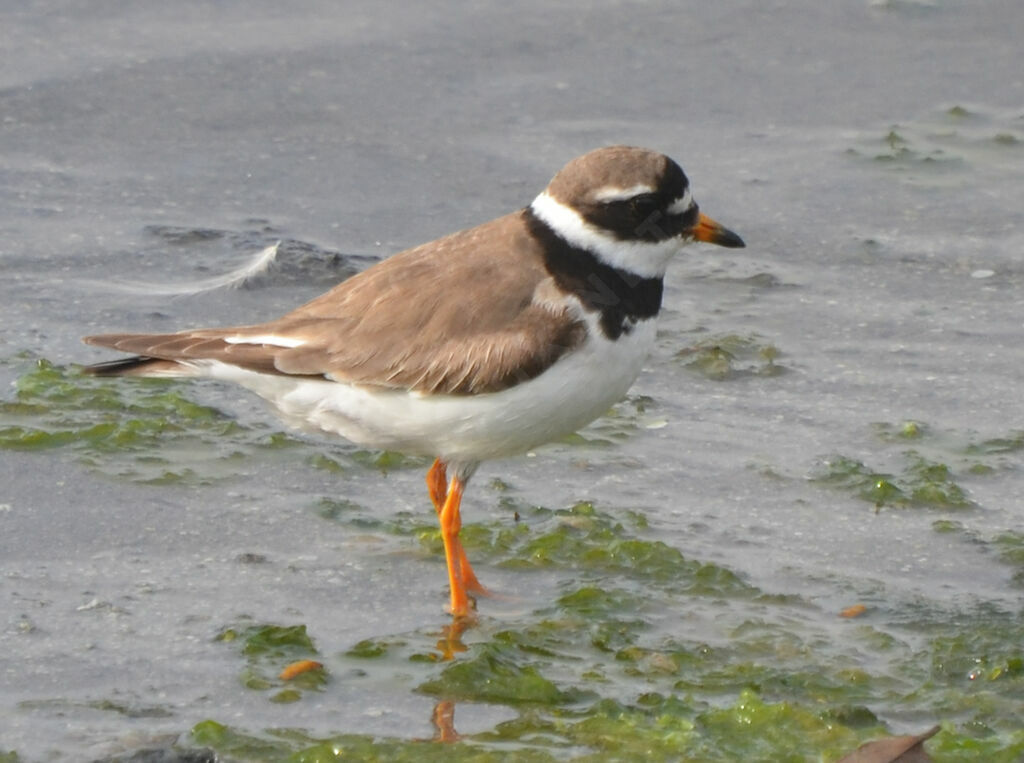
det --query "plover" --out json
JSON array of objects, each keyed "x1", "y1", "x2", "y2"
[{"x1": 83, "y1": 145, "x2": 744, "y2": 617}]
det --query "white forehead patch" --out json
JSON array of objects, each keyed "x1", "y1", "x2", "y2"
[
  {"x1": 591, "y1": 183, "x2": 656, "y2": 203},
  {"x1": 667, "y1": 188, "x2": 694, "y2": 215}
]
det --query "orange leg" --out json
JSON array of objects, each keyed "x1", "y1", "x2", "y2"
[
  {"x1": 426, "y1": 458, "x2": 449, "y2": 510},
  {"x1": 438, "y1": 474, "x2": 470, "y2": 616},
  {"x1": 426, "y1": 459, "x2": 488, "y2": 598}
]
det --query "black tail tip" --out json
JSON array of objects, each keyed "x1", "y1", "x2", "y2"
[{"x1": 81, "y1": 356, "x2": 153, "y2": 376}]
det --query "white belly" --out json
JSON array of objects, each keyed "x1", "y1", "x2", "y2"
[{"x1": 200, "y1": 319, "x2": 657, "y2": 463}]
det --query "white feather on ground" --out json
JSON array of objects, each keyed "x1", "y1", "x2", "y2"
[{"x1": 84, "y1": 242, "x2": 281, "y2": 296}]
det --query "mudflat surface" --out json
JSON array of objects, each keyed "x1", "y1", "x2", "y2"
[{"x1": 2, "y1": 1, "x2": 1022, "y2": 760}]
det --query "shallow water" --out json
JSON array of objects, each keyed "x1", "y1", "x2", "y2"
[{"x1": 2, "y1": 1, "x2": 1022, "y2": 760}]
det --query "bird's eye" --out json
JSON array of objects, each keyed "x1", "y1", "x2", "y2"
[{"x1": 628, "y1": 194, "x2": 659, "y2": 216}]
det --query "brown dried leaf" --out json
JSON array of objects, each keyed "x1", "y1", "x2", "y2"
[
  {"x1": 836, "y1": 725, "x2": 940, "y2": 763},
  {"x1": 278, "y1": 659, "x2": 324, "y2": 680}
]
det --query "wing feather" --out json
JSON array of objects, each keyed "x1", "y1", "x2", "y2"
[{"x1": 84, "y1": 212, "x2": 588, "y2": 394}]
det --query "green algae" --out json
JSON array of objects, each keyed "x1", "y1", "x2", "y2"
[
  {"x1": 192, "y1": 719, "x2": 554, "y2": 762},
  {"x1": 350, "y1": 448, "x2": 431, "y2": 473},
  {"x1": 693, "y1": 689, "x2": 866, "y2": 761},
  {"x1": 0, "y1": 359, "x2": 273, "y2": 483},
  {"x1": 846, "y1": 106, "x2": 1024, "y2": 187},
  {"x1": 192, "y1": 721, "x2": 298, "y2": 760},
  {"x1": 284, "y1": 491, "x2": 1021, "y2": 760},
  {"x1": 346, "y1": 637, "x2": 406, "y2": 659},
  {"x1": 238, "y1": 624, "x2": 318, "y2": 658},
  {"x1": 216, "y1": 623, "x2": 325, "y2": 697},
  {"x1": 7, "y1": 360, "x2": 1022, "y2": 760},
  {"x1": 412, "y1": 500, "x2": 754, "y2": 599},
  {"x1": 419, "y1": 644, "x2": 572, "y2": 706},
  {"x1": 992, "y1": 532, "x2": 1024, "y2": 588},
  {"x1": 811, "y1": 420, "x2": 1024, "y2": 511},
  {"x1": 316, "y1": 496, "x2": 441, "y2": 542},
  {"x1": 560, "y1": 395, "x2": 664, "y2": 448},
  {"x1": 184, "y1": 677, "x2": 1024, "y2": 761},
  {"x1": 965, "y1": 431, "x2": 1024, "y2": 457},
  {"x1": 184, "y1": 515, "x2": 1024, "y2": 761},
  {"x1": 810, "y1": 453, "x2": 972, "y2": 509},
  {"x1": 868, "y1": 126, "x2": 960, "y2": 166},
  {"x1": 873, "y1": 419, "x2": 926, "y2": 441},
  {"x1": 17, "y1": 696, "x2": 175, "y2": 720},
  {"x1": 0, "y1": 357, "x2": 429, "y2": 486},
  {"x1": 807, "y1": 419, "x2": 1024, "y2": 510},
  {"x1": 929, "y1": 732, "x2": 1024, "y2": 763},
  {"x1": 675, "y1": 333, "x2": 785, "y2": 381}
]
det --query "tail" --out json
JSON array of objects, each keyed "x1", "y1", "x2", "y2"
[
  {"x1": 81, "y1": 356, "x2": 189, "y2": 377},
  {"x1": 81, "y1": 331, "x2": 281, "y2": 377}
]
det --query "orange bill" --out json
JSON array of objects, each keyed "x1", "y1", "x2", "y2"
[{"x1": 691, "y1": 212, "x2": 745, "y2": 248}]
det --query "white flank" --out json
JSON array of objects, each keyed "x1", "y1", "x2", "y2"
[
  {"x1": 591, "y1": 183, "x2": 655, "y2": 202},
  {"x1": 224, "y1": 334, "x2": 306, "y2": 348},
  {"x1": 530, "y1": 192, "x2": 683, "y2": 278},
  {"x1": 190, "y1": 311, "x2": 657, "y2": 467}
]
